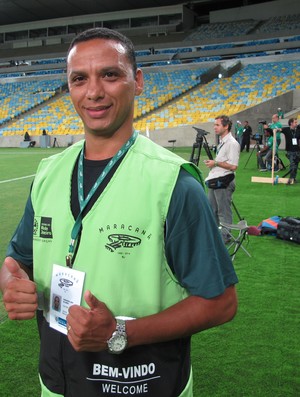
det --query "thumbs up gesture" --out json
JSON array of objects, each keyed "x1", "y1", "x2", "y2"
[
  {"x1": 0, "y1": 257, "x2": 38, "y2": 320},
  {"x1": 66, "y1": 290, "x2": 116, "y2": 352}
]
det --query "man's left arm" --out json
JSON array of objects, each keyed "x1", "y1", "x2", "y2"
[
  {"x1": 126, "y1": 286, "x2": 237, "y2": 347},
  {"x1": 66, "y1": 286, "x2": 237, "y2": 352}
]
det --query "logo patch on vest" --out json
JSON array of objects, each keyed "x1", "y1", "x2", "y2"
[
  {"x1": 33, "y1": 216, "x2": 53, "y2": 239},
  {"x1": 105, "y1": 234, "x2": 141, "y2": 252},
  {"x1": 99, "y1": 224, "x2": 152, "y2": 258}
]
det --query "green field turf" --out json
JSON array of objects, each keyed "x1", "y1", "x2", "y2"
[{"x1": 0, "y1": 146, "x2": 299, "y2": 396}]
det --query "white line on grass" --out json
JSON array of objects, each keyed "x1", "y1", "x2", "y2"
[{"x1": 0, "y1": 174, "x2": 35, "y2": 184}]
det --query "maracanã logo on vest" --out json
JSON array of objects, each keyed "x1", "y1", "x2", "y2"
[{"x1": 105, "y1": 234, "x2": 141, "y2": 252}]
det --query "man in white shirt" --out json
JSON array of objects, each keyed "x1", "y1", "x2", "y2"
[{"x1": 204, "y1": 115, "x2": 240, "y2": 243}]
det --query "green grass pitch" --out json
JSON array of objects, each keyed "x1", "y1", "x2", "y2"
[{"x1": 0, "y1": 146, "x2": 299, "y2": 396}]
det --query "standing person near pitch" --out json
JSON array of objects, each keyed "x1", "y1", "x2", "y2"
[
  {"x1": 282, "y1": 117, "x2": 300, "y2": 184},
  {"x1": 234, "y1": 120, "x2": 243, "y2": 144},
  {"x1": 264, "y1": 114, "x2": 282, "y2": 146},
  {"x1": 240, "y1": 120, "x2": 252, "y2": 153},
  {"x1": 204, "y1": 115, "x2": 240, "y2": 244},
  {"x1": 0, "y1": 28, "x2": 238, "y2": 397}
]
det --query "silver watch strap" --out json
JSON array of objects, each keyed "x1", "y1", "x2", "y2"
[{"x1": 116, "y1": 318, "x2": 126, "y2": 335}]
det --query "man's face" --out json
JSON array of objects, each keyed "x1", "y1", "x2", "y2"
[
  {"x1": 272, "y1": 114, "x2": 279, "y2": 123},
  {"x1": 67, "y1": 38, "x2": 143, "y2": 138},
  {"x1": 290, "y1": 119, "x2": 298, "y2": 129},
  {"x1": 214, "y1": 118, "x2": 228, "y2": 137}
]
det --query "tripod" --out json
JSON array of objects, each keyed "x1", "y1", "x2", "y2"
[
  {"x1": 190, "y1": 127, "x2": 212, "y2": 166},
  {"x1": 244, "y1": 138, "x2": 261, "y2": 169},
  {"x1": 52, "y1": 137, "x2": 59, "y2": 148},
  {"x1": 282, "y1": 165, "x2": 299, "y2": 178}
]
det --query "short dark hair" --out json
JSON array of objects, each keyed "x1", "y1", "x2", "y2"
[
  {"x1": 67, "y1": 27, "x2": 137, "y2": 74},
  {"x1": 215, "y1": 115, "x2": 232, "y2": 131},
  {"x1": 265, "y1": 128, "x2": 273, "y2": 136},
  {"x1": 288, "y1": 117, "x2": 297, "y2": 126}
]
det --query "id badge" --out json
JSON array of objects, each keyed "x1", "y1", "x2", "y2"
[
  {"x1": 292, "y1": 138, "x2": 297, "y2": 145},
  {"x1": 50, "y1": 264, "x2": 85, "y2": 335}
]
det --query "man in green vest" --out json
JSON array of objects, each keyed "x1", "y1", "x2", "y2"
[{"x1": 0, "y1": 28, "x2": 238, "y2": 397}]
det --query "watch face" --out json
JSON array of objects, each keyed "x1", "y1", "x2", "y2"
[{"x1": 109, "y1": 334, "x2": 127, "y2": 354}]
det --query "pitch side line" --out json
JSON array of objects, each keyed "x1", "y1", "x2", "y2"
[{"x1": 0, "y1": 174, "x2": 35, "y2": 184}]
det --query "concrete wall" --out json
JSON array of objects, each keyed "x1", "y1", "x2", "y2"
[{"x1": 0, "y1": 134, "x2": 83, "y2": 148}]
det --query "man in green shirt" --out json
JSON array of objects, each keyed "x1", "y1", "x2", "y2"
[
  {"x1": 277, "y1": 108, "x2": 284, "y2": 119},
  {"x1": 265, "y1": 114, "x2": 282, "y2": 146},
  {"x1": 234, "y1": 120, "x2": 243, "y2": 144},
  {"x1": 257, "y1": 128, "x2": 278, "y2": 171}
]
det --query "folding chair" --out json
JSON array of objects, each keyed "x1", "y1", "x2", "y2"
[{"x1": 220, "y1": 220, "x2": 251, "y2": 261}]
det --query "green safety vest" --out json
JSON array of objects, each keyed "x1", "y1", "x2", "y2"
[
  {"x1": 32, "y1": 134, "x2": 202, "y2": 397},
  {"x1": 31, "y1": 134, "x2": 203, "y2": 318}
]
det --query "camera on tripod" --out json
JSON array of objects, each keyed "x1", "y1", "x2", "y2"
[
  {"x1": 190, "y1": 127, "x2": 212, "y2": 165},
  {"x1": 252, "y1": 133, "x2": 262, "y2": 143},
  {"x1": 193, "y1": 127, "x2": 208, "y2": 143}
]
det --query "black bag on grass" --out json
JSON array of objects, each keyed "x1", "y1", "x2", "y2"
[{"x1": 276, "y1": 217, "x2": 300, "y2": 244}]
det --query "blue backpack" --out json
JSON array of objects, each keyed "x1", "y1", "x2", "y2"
[{"x1": 258, "y1": 216, "x2": 281, "y2": 235}]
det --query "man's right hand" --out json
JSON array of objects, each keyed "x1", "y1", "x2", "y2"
[{"x1": 0, "y1": 257, "x2": 38, "y2": 320}]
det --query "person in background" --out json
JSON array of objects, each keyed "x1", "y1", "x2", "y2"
[
  {"x1": 257, "y1": 128, "x2": 278, "y2": 171},
  {"x1": 281, "y1": 117, "x2": 300, "y2": 185},
  {"x1": 23, "y1": 131, "x2": 36, "y2": 147},
  {"x1": 240, "y1": 120, "x2": 252, "y2": 152},
  {"x1": 234, "y1": 120, "x2": 243, "y2": 144},
  {"x1": 0, "y1": 28, "x2": 238, "y2": 397},
  {"x1": 277, "y1": 107, "x2": 284, "y2": 119},
  {"x1": 204, "y1": 115, "x2": 240, "y2": 244},
  {"x1": 265, "y1": 114, "x2": 282, "y2": 146},
  {"x1": 24, "y1": 131, "x2": 30, "y2": 141}
]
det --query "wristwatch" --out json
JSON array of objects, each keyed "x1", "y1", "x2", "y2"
[{"x1": 107, "y1": 318, "x2": 128, "y2": 354}]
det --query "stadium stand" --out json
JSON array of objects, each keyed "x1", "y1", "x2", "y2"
[
  {"x1": 134, "y1": 60, "x2": 300, "y2": 131},
  {"x1": 0, "y1": 1, "x2": 299, "y2": 147},
  {"x1": 256, "y1": 13, "x2": 300, "y2": 33},
  {"x1": 1, "y1": 58, "x2": 299, "y2": 138},
  {"x1": 0, "y1": 77, "x2": 66, "y2": 126},
  {"x1": 183, "y1": 20, "x2": 259, "y2": 41}
]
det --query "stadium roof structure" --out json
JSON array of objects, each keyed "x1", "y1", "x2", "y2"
[{"x1": 0, "y1": 0, "x2": 274, "y2": 26}]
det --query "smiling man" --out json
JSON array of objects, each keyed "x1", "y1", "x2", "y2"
[
  {"x1": 67, "y1": 33, "x2": 143, "y2": 155},
  {"x1": 0, "y1": 28, "x2": 238, "y2": 397}
]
